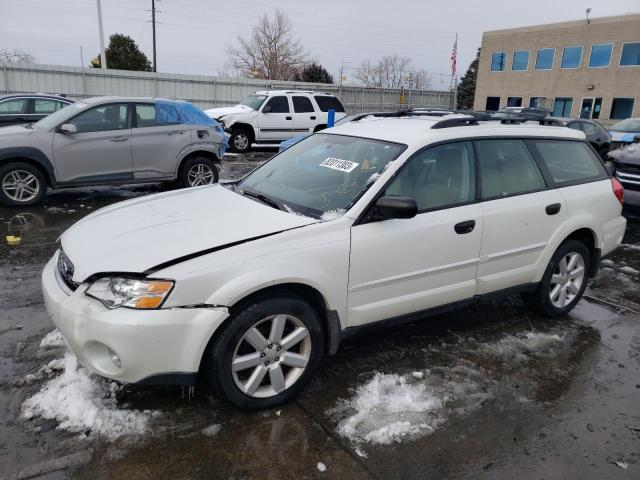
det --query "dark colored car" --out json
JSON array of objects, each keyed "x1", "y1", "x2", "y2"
[
  {"x1": 608, "y1": 141, "x2": 640, "y2": 204},
  {"x1": 547, "y1": 117, "x2": 611, "y2": 158},
  {"x1": 0, "y1": 94, "x2": 74, "y2": 127}
]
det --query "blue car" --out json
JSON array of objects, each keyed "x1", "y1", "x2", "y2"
[{"x1": 609, "y1": 118, "x2": 640, "y2": 150}]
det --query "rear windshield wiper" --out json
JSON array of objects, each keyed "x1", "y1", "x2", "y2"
[{"x1": 240, "y1": 189, "x2": 283, "y2": 211}]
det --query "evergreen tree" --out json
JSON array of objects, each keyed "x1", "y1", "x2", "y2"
[
  {"x1": 91, "y1": 34, "x2": 152, "y2": 71},
  {"x1": 295, "y1": 63, "x2": 334, "y2": 84},
  {"x1": 456, "y1": 48, "x2": 480, "y2": 110}
]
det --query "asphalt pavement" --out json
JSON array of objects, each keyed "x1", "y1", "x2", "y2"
[{"x1": 1, "y1": 152, "x2": 639, "y2": 479}]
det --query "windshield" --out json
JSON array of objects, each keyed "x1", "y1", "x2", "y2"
[
  {"x1": 239, "y1": 94, "x2": 268, "y2": 111},
  {"x1": 237, "y1": 133, "x2": 405, "y2": 218},
  {"x1": 611, "y1": 118, "x2": 640, "y2": 132},
  {"x1": 32, "y1": 102, "x2": 86, "y2": 130}
]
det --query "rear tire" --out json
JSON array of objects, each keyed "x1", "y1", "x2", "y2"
[
  {"x1": 178, "y1": 156, "x2": 219, "y2": 188},
  {"x1": 0, "y1": 162, "x2": 46, "y2": 206},
  {"x1": 229, "y1": 127, "x2": 253, "y2": 153},
  {"x1": 204, "y1": 295, "x2": 325, "y2": 410},
  {"x1": 522, "y1": 240, "x2": 591, "y2": 317}
]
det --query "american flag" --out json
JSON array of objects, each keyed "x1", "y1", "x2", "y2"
[{"x1": 451, "y1": 35, "x2": 458, "y2": 76}]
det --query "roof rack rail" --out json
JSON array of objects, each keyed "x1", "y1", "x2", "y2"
[{"x1": 431, "y1": 114, "x2": 563, "y2": 129}]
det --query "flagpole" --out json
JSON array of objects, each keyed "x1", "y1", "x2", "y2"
[{"x1": 452, "y1": 33, "x2": 458, "y2": 110}]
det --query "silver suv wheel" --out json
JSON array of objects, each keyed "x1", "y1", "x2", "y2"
[
  {"x1": 187, "y1": 163, "x2": 216, "y2": 186},
  {"x1": 2, "y1": 169, "x2": 41, "y2": 203},
  {"x1": 549, "y1": 251, "x2": 585, "y2": 308},
  {"x1": 231, "y1": 314, "x2": 311, "y2": 398}
]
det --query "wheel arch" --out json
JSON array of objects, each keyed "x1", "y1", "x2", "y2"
[
  {"x1": 0, "y1": 148, "x2": 56, "y2": 186},
  {"x1": 561, "y1": 227, "x2": 599, "y2": 278}
]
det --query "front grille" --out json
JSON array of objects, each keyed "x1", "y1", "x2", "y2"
[{"x1": 57, "y1": 248, "x2": 78, "y2": 291}]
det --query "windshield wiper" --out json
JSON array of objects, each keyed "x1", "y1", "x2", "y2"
[{"x1": 240, "y1": 189, "x2": 283, "y2": 211}]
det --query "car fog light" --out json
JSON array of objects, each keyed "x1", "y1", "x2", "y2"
[{"x1": 108, "y1": 348, "x2": 123, "y2": 369}]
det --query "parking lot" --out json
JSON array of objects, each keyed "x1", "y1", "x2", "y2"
[{"x1": 0, "y1": 151, "x2": 638, "y2": 479}]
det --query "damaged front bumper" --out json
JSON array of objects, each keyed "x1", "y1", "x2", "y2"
[{"x1": 41, "y1": 252, "x2": 230, "y2": 385}]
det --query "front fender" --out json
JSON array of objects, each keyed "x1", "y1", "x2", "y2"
[{"x1": 0, "y1": 147, "x2": 56, "y2": 185}]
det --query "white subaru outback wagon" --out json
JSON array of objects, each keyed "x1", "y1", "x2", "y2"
[{"x1": 42, "y1": 114, "x2": 627, "y2": 409}]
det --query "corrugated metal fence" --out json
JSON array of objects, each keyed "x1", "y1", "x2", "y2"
[{"x1": 0, "y1": 63, "x2": 454, "y2": 113}]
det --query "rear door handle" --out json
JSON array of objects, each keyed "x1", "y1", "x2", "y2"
[
  {"x1": 454, "y1": 220, "x2": 475, "y2": 234},
  {"x1": 545, "y1": 203, "x2": 561, "y2": 215},
  {"x1": 310, "y1": 116, "x2": 316, "y2": 120},
  {"x1": 110, "y1": 136, "x2": 129, "y2": 142},
  {"x1": 286, "y1": 116, "x2": 292, "y2": 120},
  {"x1": 168, "y1": 130, "x2": 184, "y2": 135}
]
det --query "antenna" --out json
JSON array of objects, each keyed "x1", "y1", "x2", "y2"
[{"x1": 586, "y1": 7, "x2": 592, "y2": 24}]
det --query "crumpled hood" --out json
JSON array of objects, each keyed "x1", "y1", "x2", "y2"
[
  {"x1": 610, "y1": 130, "x2": 639, "y2": 143},
  {"x1": 608, "y1": 143, "x2": 640, "y2": 163},
  {"x1": 204, "y1": 105, "x2": 254, "y2": 119},
  {"x1": 61, "y1": 185, "x2": 319, "y2": 282}
]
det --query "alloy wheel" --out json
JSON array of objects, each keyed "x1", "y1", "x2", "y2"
[
  {"x1": 2, "y1": 170, "x2": 40, "y2": 202},
  {"x1": 233, "y1": 133, "x2": 249, "y2": 151},
  {"x1": 549, "y1": 251, "x2": 585, "y2": 308},
  {"x1": 231, "y1": 314, "x2": 311, "y2": 398},
  {"x1": 187, "y1": 163, "x2": 216, "y2": 186}
]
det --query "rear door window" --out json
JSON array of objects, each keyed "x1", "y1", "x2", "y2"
[
  {"x1": 34, "y1": 99, "x2": 68, "y2": 114},
  {"x1": 292, "y1": 96, "x2": 314, "y2": 113},
  {"x1": 475, "y1": 139, "x2": 546, "y2": 199},
  {"x1": 134, "y1": 103, "x2": 180, "y2": 127},
  {"x1": 528, "y1": 140, "x2": 607, "y2": 185},
  {"x1": 314, "y1": 96, "x2": 345, "y2": 112}
]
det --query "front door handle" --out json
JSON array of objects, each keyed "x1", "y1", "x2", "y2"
[
  {"x1": 545, "y1": 203, "x2": 561, "y2": 215},
  {"x1": 454, "y1": 220, "x2": 475, "y2": 234},
  {"x1": 286, "y1": 116, "x2": 292, "y2": 120},
  {"x1": 168, "y1": 130, "x2": 184, "y2": 135},
  {"x1": 110, "y1": 136, "x2": 128, "y2": 142}
]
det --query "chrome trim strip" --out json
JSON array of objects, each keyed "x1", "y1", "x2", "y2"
[{"x1": 480, "y1": 241, "x2": 547, "y2": 263}]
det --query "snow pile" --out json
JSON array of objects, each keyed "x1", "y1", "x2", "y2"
[
  {"x1": 40, "y1": 329, "x2": 66, "y2": 348},
  {"x1": 621, "y1": 243, "x2": 640, "y2": 252},
  {"x1": 479, "y1": 332, "x2": 565, "y2": 363},
  {"x1": 333, "y1": 372, "x2": 445, "y2": 444},
  {"x1": 321, "y1": 209, "x2": 346, "y2": 221},
  {"x1": 21, "y1": 352, "x2": 154, "y2": 439},
  {"x1": 202, "y1": 424, "x2": 221, "y2": 436},
  {"x1": 20, "y1": 358, "x2": 65, "y2": 385}
]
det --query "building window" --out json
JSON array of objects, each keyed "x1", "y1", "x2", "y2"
[
  {"x1": 512, "y1": 50, "x2": 529, "y2": 71},
  {"x1": 485, "y1": 97, "x2": 500, "y2": 111},
  {"x1": 553, "y1": 97, "x2": 573, "y2": 117},
  {"x1": 491, "y1": 52, "x2": 506, "y2": 71},
  {"x1": 589, "y1": 43, "x2": 613, "y2": 68},
  {"x1": 610, "y1": 98, "x2": 635, "y2": 119},
  {"x1": 592, "y1": 98, "x2": 603, "y2": 119},
  {"x1": 507, "y1": 96, "x2": 523, "y2": 107},
  {"x1": 535, "y1": 48, "x2": 555, "y2": 70},
  {"x1": 561, "y1": 46, "x2": 583, "y2": 69},
  {"x1": 529, "y1": 97, "x2": 547, "y2": 109},
  {"x1": 620, "y1": 42, "x2": 640, "y2": 66}
]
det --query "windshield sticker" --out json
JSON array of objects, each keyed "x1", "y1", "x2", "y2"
[{"x1": 319, "y1": 157, "x2": 359, "y2": 173}]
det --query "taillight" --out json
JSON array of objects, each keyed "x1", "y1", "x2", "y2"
[{"x1": 611, "y1": 177, "x2": 624, "y2": 205}]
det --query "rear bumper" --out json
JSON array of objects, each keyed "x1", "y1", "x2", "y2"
[{"x1": 41, "y1": 252, "x2": 230, "y2": 384}]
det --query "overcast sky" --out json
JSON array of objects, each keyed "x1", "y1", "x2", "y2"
[{"x1": 1, "y1": 0, "x2": 638, "y2": 89}]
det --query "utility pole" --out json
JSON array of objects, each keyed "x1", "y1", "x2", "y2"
[
  {"x1": 151, "y1": 0, "x2": 157, "y2": 72},
  {"x1": 96, "y1": 0, "x2": 107, "y2": 69}
]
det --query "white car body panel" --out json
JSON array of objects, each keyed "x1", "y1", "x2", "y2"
[
  {"x1": 204, "y1": 104, "x2": 255, "y2": 118},
  {"x1": 41, "y1": 115, "x2": 627, "y2": 384}
]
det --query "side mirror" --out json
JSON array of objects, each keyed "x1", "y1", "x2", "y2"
[
  {"x1": 262, "y1": 105, "x2": 272, "y2": 113},
  {"x1": 59, "y1": 124, "x2": 77, "y2": 134},
  {"x1": 374, "y1": 196, "x2": 418, "y2": 220}
]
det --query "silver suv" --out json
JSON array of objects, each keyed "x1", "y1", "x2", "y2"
[{"x1": 0, "y1": 97, "x2": 227, "y2": 206}]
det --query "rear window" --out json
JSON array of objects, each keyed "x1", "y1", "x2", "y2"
[
  {"x1": 530, "y1": 140, "x2": 607, "y2": 184},
  {"x1": 292, "y1": 96, "x2": 314, "y2": 113},
  {"x1": 314, "y1": 96, "x2": 345, "y2": 112}
]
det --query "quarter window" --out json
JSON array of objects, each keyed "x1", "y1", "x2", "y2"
[
  {"x1": 589, "y1": 43, "x2": 613, "y2": 68},
  {"x1": 610, "y1": 98, "x2": 635, "y2": 120},
  {"x1": 476, "y1": 139, "x2": 545, "y2": 199},
  {"x1": 385, "y1": 142, "x2": 476, "y2": 211},
  {"x1": 561, "y1": 46, "x2": 583, "y2": 69},
  {"x1": 134, "y1": 103, "x2": 180, "y2": 127},
  {"x1": 314, "y1": 96, "x2": 345, "y2": 112},
  {"x1": 620, "y1": 42, "x2": 640, "y2": 66},
  {"x1": 491, "y1": 52, "x2": 506, "y2": 71},
  {"x1": 512, "y1": 50, "x2": 529, "y2": 71},
  {"x1": 0, "y1": 98, "x2": 27, "y2": 114},
  {"x1": 292, "y1": 96, "x2": 314, "y2": 113},
  {"x1": 264, "y1": 96, "x2": 289, "y2": 113},
  {"x1": 535, "y1": 48, "x2": 554, "y2": 70},
  {"x1": 68, "y1": 104, "x2": 128, "y2": 133},
  {"x1": 531, "y1": 140, "x2": 606, "y2": 184},
  {"x1": 581, "y1": 121, "x2": 598, "y2": 135}
]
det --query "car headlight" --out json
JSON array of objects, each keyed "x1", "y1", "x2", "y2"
[{"x1": 86, "y1": 277, "x2": 174, "y2": 309}]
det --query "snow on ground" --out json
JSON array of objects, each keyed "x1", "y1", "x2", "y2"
[
  {"x1": 40, "y1": 329, "x2": 66, "y2": 348},
  {"x1": 331, "y1": 331, "x2": 567, "y2": 445},
  {"x1": 621, "y1": 243, "x2": 640, "y2": 252},
  {"x1": 202, "y1": 424, "x2": 222, "y2": 436},
  {"x1": 22, "y1": 352, "x2": 155, "y2": 439}
]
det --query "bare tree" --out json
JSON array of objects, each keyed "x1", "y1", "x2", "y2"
[
  {"x1": 225, "y1": 10, "x2": 310, "y2": 81},
  {"x1": 0, "y1": 49, "x2": 35, "y2": 64},
  {"x1": 356, "y1": 54, "x2": 431, "y2": 89}
]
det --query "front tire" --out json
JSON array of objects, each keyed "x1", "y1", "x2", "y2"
[
  {"x1": 204, "y1": 296, "x2": 325, "y2": 410},
  {"x1": 0, "y1": 162, "x2": 46, "y2": 206},
  {"x1": 522, "y1": 240, "x2": 591, "y2": 317},
  {"x1": 229, "y1": 127, "x2": 253, "y2": 153},
  {"x1": 178, "y1": 156, "x2": 219, "y2": 188}
]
